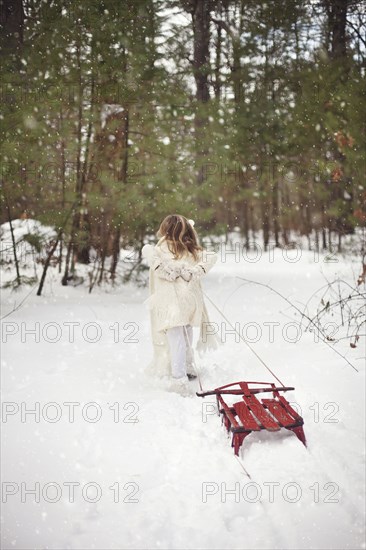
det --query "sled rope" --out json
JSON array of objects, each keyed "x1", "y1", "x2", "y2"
[
  {"x1": 235, "y1": 455, "x2": 252, "y2": 479},
  {"x1": 202, "y1": 291, "x2": 286, "y2": 387}
]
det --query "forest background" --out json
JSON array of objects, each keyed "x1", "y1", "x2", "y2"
[{"x1": 1, "y1": 0, "x2": 365, "y2": 285}]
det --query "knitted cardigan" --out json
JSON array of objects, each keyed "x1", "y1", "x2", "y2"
[{"x1": 142, "y1": 236, "x2": 220, "y2": 377}]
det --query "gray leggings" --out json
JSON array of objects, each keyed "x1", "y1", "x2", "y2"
[{"x1": 166, "y1": 324, "x2": 194, "y2": 379}]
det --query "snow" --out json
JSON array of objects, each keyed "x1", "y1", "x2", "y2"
[
  {"x1": 1, "y1": 231, "x2": 365, "y2": 549},
  {"x1": 1, "y1": 218, "x2": 56, "y2": 245},
  {"x1": 160, "y1": 137, "x2": 170, "y2": 145},
  {"x1": 1, "y1": 218, "x2": 57, "y2": 265}
]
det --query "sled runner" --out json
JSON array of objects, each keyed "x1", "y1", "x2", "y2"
[{"x1": 197, "y1": 381, "x2": 307, "y2": 456}]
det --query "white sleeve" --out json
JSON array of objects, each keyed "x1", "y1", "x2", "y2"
[
  {"x1": 141, "y1": 244, "x2": 155, "y2": 266},
  {"x1": 153, "y1": 257, "x2": 182, "y2": 282},
  {"x1": 143, "y1": 245, "x2": 181, "y2": 281}
]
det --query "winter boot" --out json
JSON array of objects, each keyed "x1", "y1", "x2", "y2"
[{"x1": 186, "y1": 361, "x2": 197, "y2": 380}]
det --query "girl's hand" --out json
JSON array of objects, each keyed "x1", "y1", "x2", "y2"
[
  {"x1": 180, "y1": 266, "x2": 192, "y2": 282},
  {"x1": 154, "y1": 259, "x2": 181, "y2": 281},
  {"x1": 180, "y1": 264, "x2": 206, "y2": 282}
]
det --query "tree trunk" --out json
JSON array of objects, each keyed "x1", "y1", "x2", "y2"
[
  {"x1": 192, "y1": 0, "x2": 210, "y2": 103},
  {"x1": 272, "y1": 181, "x2": 280, "y2": 247},
  {"x1": 213, "y1": 14, "x2": 222, "y2": 100},
  {"x1": 4, "y1": 195, "x2": 21, "y2": 286},
  {"x1": 260, "y1": 197, "x2": 270, "y2": 251},
  {"x1": 1, "y1": 0, "x2": 24, "y2": 65},
  {"x1": 58, "y1": 106, "x2": 66, "y2": 273},
  {"x1": 110, "y1": 102, "x2": 129, "y2": 282},
  {"x1": 62, "y1": 38, "x2": 85, "y2": 283},
  {"x1": 328, "y1": 0, "x2": 349, "y2": 60},
  {"x1": 322, "y1": 227, "x2": 327, "y2": 250},
  {"x1": 190, "y1": 0, "x2": 211, "y2": 184},
  {"x1": 39, "y1": 203, "x2": 76, "y2": 295},
  {"x1": 243, "y1": 200, "x2": 249, "y2": 250}
]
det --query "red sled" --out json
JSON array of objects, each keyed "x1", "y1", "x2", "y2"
[{"x1": 197, "y1": 381, "x2": 307, "y2": 456}]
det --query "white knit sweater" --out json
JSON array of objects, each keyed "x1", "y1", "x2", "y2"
[{"x1": 142, "y1": 236, "x2": 219, "y2": 377}]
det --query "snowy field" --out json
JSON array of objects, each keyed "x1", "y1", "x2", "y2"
[{"x1": 1, "y1": 227, "x2": 365, "y2": 549}]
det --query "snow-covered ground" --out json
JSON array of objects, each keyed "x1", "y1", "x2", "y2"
[{"x1": 1, "y1": 230, "x2": 365, "y2": 550}]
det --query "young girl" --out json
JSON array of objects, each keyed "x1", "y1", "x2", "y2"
[{"x1": 142, "y1": 214, "x2": 219, "y2": 395}]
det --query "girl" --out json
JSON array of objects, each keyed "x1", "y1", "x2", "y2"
[{"x1": 142, "y1": 214, "x2": 219, "y2": 395}]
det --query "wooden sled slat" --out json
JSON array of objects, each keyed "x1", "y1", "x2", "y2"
[
  {"x1": 239, "y1": 381, "x2": 281, "y2": 431},
  {"x1": 261, "y1": 399, "x2": 298, "y2": 427},
  {"x1": 233, "y1": 401, "x2": 261, "y2": 431},
  {"x1": 241, "y1": 393, "x2": 281, "y2": 431}
]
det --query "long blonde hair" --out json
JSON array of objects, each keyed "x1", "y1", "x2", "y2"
[{"x1": 157, "y1": 214, "x2": 202, "y2": 261}]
